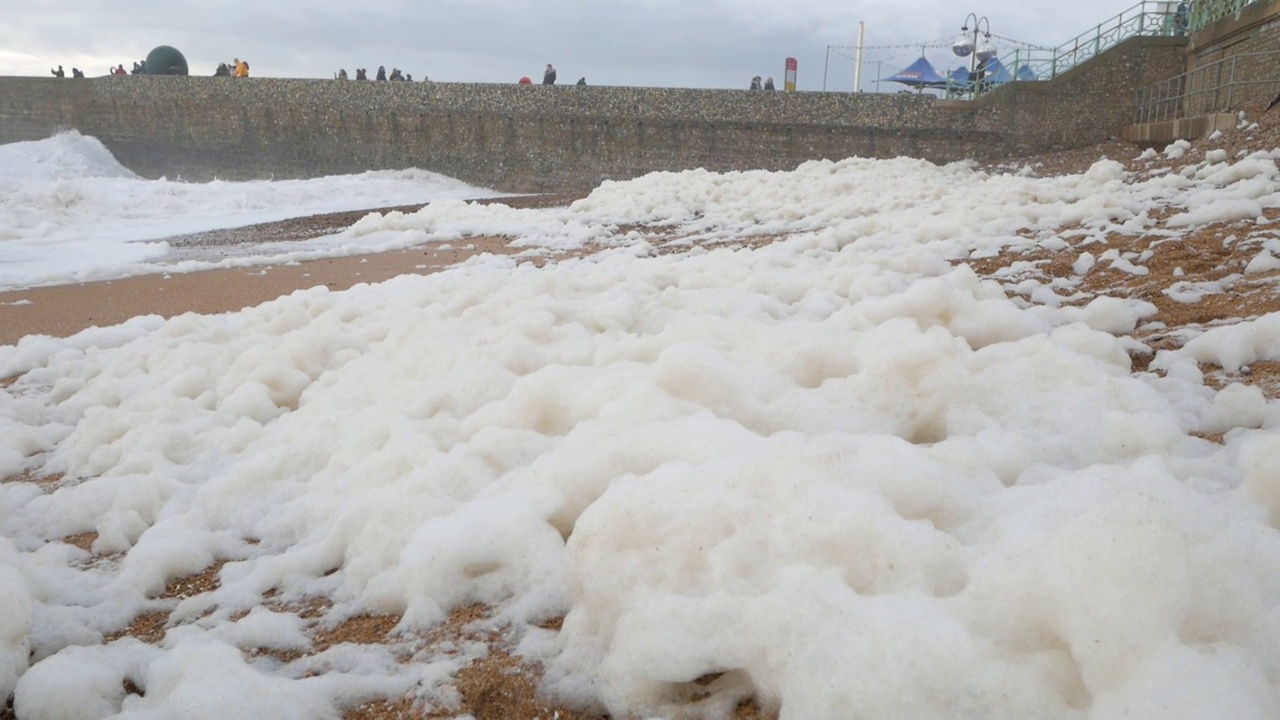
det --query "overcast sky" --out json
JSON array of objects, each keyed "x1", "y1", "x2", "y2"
[{"x1": 3, "y1": 0, "x2": 1153, "y2": 91}]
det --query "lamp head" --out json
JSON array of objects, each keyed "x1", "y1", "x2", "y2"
[{"x1": 976, "y1": 35, "x2": 997, "y2": 61}]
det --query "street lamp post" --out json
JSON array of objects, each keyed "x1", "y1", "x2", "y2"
[{"x1": 952, "y1": 13, "x2": 995, "y2": 98}]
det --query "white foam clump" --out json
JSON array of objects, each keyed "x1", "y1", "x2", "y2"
[
  {"x1": 1163, "y1": 276, "x2": 1239, "y2": 304},
  {"x1": 1167, "y1": 198, "x2": 1264, "y2": 227},
  {"x1": 6, "y1": 150, "x2": 1280, "y2": 718},
  {"x1": 1194, "y1": 156, "x2": 1277, "y2": 186},
  {"x1": 0, "y1": 132, "x2": 138, "y2": 182},
  {"x1": 1238, "y1": 435, "x2": 1280, "y2": 526},
  {"x1": 1072, "y1": 251, "x2": 1097, "y2": 276},
  {"x1": 0, "y1": 540, "x2": 33, "y2": 702},
  {"x1": 216, "y1": 608, "x2": 312, "y2": 652},
  {"x1": 1098, "y1": 248, "x2": 1149, "y2": 276},
  {"x1": 1202, "y1": 383, "x2": 1269, "y2": 434},
  {"x1": 1246, "y1": 250, "x2": 1280, "y2": 274},
  {"x1": 1164, "y1": 155, "x2": 1277, "y2": 227},
  {"x1": 347, "y1": 157, "x2": 1154, "y2": 260},
  {"x1": 550, "y1": 449, "x2": 1280, "y2": 719},
  {"x1": 1154, "y1": 312, "x2": 1280, "y2": 373},
  {"x1": 1164, "y1": 139, "x2": 1192, "y2": 159},
  {"x1": 13, "y1": 636, "x2": 408, "y2": 720}
]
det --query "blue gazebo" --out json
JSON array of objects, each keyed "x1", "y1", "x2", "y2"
[
  {"x1": 946, "y1": 66, "x2": 972, "y2": 95},
  {"x1": 982, "y1": 57, "x2": 1013, "y2": 85},
  {"x1": 885, "y1": 56, "x2": 947, "y2": 93}
]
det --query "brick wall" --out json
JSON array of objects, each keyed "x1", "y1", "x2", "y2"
[{"x1": 0, "y1": 36, "x2": 1187, "y2": 192}]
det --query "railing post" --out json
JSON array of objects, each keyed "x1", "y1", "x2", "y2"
[
  {"x1": 1229, "y1": 54, "x2": 1237, "y2": 110},
  {"x1": 1176, "y1": 73, "x2": 1183, "y2": 122}
]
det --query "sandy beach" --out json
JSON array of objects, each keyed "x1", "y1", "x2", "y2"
[
  {"x1": 0, "y1": 193, "x2": 583, "y2": 347},
  {"x1": 0, "y1": 238, "x2": 517, "y2": 347}
]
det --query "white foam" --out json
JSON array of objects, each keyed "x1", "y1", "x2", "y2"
[
  {"x1": 2, "y1": 137, "x2": 1280, "y2": 718},
  {"x1": 0, "y1": 131, "x2": 508, "y2": 290}
]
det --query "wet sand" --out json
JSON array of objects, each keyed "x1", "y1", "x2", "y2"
[
  {"x1": 0, "y1": 238, "x2": 518, "y2": 347},
  {"x1": 0, "y1": 193, "x2": 585, "y2": 348}
]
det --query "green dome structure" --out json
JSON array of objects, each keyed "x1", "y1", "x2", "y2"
[{"x1": 143, "y1": 46, "x2": 188, "y2": 76}]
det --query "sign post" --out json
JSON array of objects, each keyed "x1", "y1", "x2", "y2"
[{"x1": 784, "y1": 57, "x2": 797, "y2": 92}]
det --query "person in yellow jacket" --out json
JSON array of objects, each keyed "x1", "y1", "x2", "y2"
[{"x1": 233, "y1": 58, "x2": 249, "y2": 78}]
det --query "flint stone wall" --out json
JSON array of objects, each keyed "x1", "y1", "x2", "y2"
[
  {"x1": 0, "y1": 36, "x2": 1186, "y2": 192},
  {"x1": 1187, "y1": 0, "x2": 1280, "y2": 108}
]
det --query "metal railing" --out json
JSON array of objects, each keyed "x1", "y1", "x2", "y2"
[
  {"x1": 994, "y1": 1, "x2": 1188, "y2": 86},
  {"x1": 1135, "y1": 49, "x2": 1280, "y2": 122},
  {"x1": 1189, "y1": 0, "x2": 1261, "y2": 32}
]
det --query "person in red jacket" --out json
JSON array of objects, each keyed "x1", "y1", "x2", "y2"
[{"x1": 113, "y1": 65, "x2": 127, "y2": 76}]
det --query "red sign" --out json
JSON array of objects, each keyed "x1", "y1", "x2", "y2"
[{"x1": 784, "y1": 57, "x2": 797, "y2": 92}]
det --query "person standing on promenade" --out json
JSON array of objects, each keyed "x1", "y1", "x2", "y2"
[
  {"x1": 543, "y1": 63, "x2": 557, "y2": 84},
  {"x1": 50, "y1": 65, "x2": 64, "y2": 78},
  {"x1": 1173, "y1": 1, "x2": 1191, "y2": 36}
]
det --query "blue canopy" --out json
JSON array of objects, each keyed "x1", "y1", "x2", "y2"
[
  {"x1": 947, "y1": 66, "x2": 972, "y2": 88},
  {"x1": 946, "y1": 57, "x2": 1038, "y2": 96},
  {"x1": 885, "y1": 56, "x2": 946, "y2": 90},
  {"x1": 981, "y1": 56, "x2": 1013, "y2": 85}
]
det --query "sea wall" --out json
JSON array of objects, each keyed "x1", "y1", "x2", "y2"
[
  {"x1": 1187, "y1": 0, "x2": 1280, "y2": 107},
  {"x1": 0, "y1": 36, "x2": 1187, "y2": 192}
]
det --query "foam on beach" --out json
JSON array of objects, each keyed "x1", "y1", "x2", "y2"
[
  {"x1": 2, "y1": 132, "x2": 1280, "y2": 718},
  {"x1": 0, "y1": 131, "x2": 507, "y2": 291}
]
